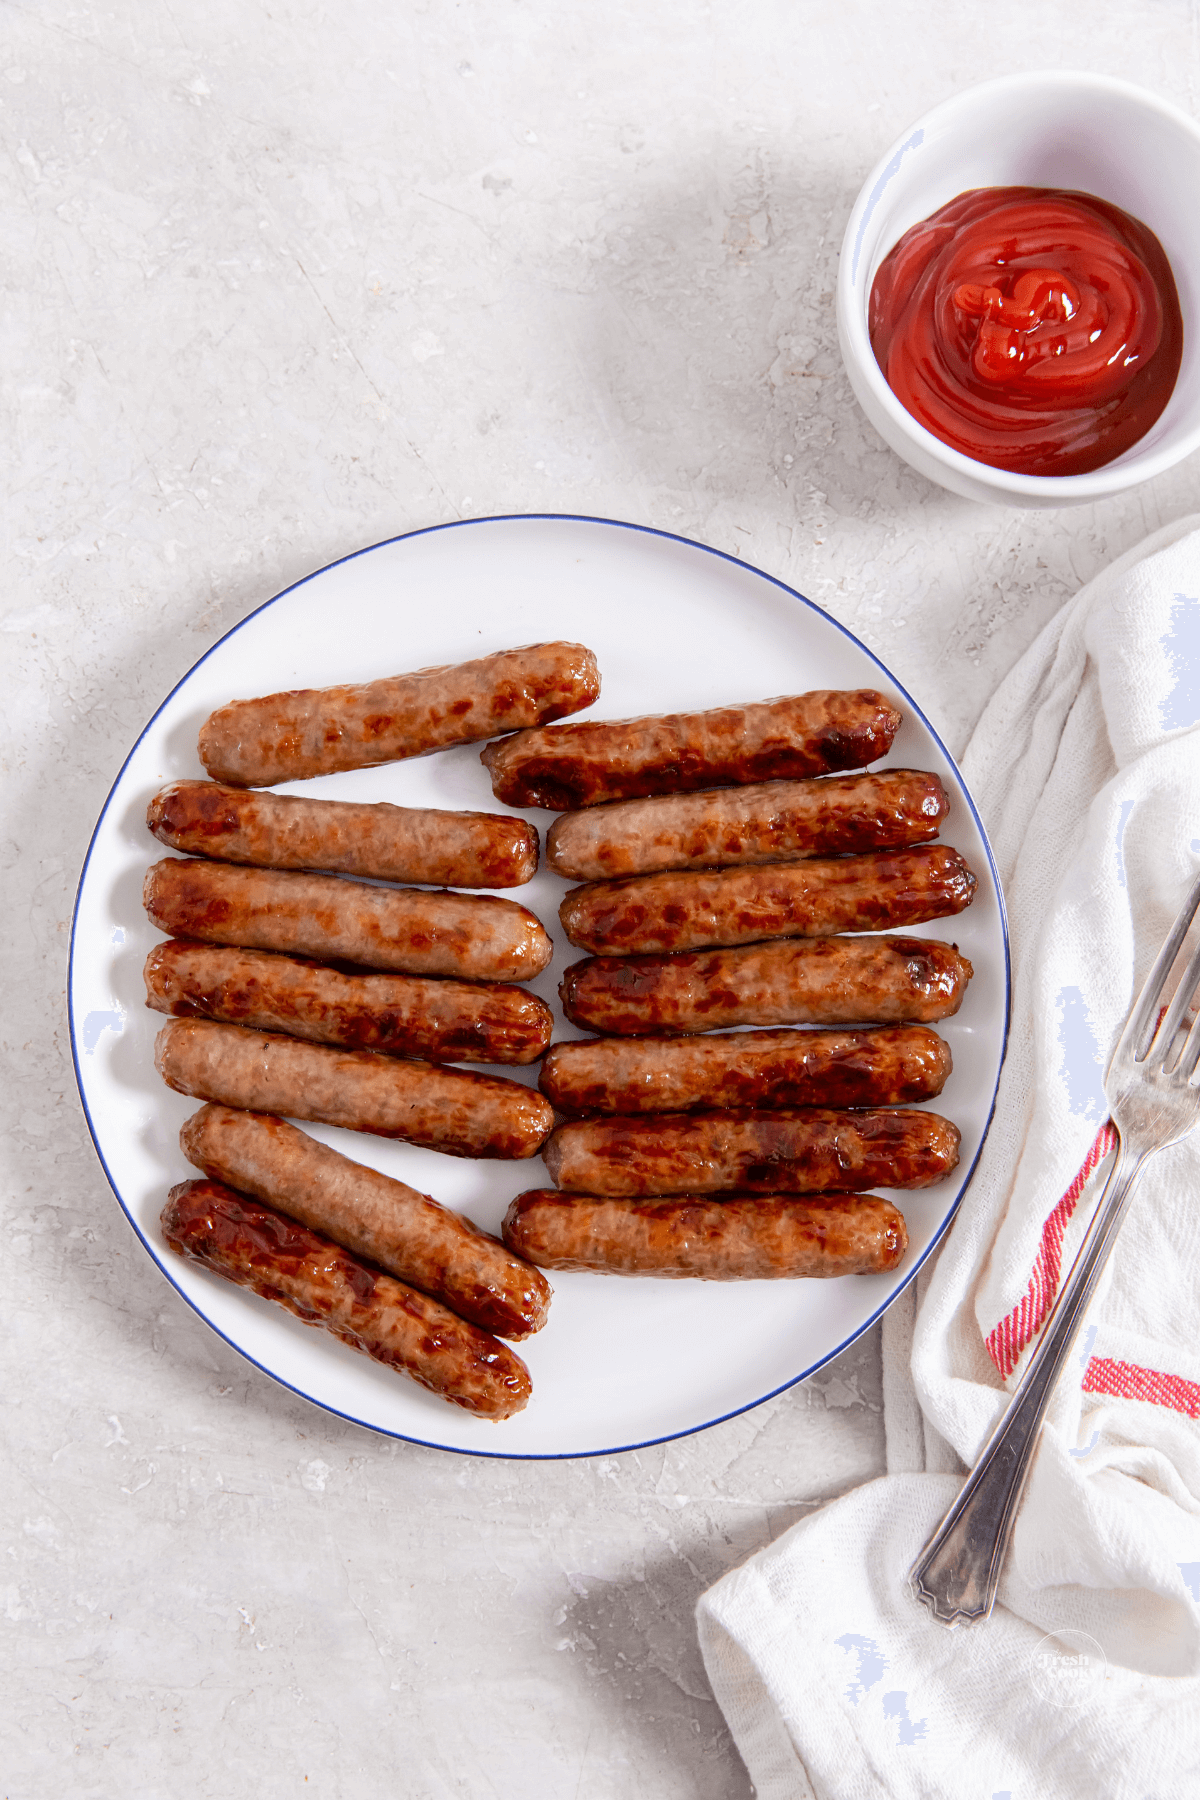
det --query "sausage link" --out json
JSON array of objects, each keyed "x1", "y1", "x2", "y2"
[
  {"x1": 155, "y1": 1019, "x2": 555, "y2": 1159},
  {"x1": 148, "y1": 780, "x2": 539, "y2": 889},
  {"x1": 198, "y1": 641, "x2": 601, "y2": 787},
  {"x1": 559, "y1": 845, "x2": 977, "y2": 955},
  {"x1": 481, "y1": 689, "x2": 901, "y2": 810},
  {"x1": 546, "y1": 770, "x2": 949, "y2": 880},
  {"x1": 502, "y1": 1190, "x2": 908, "y2": 1278},
  {"x1": 162, "y1": 1178, "x2": 531, "y2": 1418},
  {"x1": 143, "y1": 858, "x2": 552, "y2": 982},
  {"x1": 180, "y1": 1105, "x2": 551, "y2": 1338},
  {"x1": 145, "y1": 940, "x2": 553, "y2": 1065},
  {"x1": 542, "y1": 1108, "x2": 960, "y2": 1195},
  {"x1": 560, "y1": 936, "x2": 974, "y2": 1035},
  {"x1": 538, "y1": 1025, "x2": 952, "y2": 1115}
]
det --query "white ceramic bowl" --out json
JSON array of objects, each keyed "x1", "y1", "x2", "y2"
[{"x1": 837, "y1": 72, "x2": 1200, "y2": 507}]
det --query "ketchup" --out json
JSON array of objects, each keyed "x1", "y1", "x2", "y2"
[{"x1": 868, "y1": 188, "x2": 1183, "y2": 477}]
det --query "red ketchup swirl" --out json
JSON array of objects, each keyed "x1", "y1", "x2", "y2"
[{"x1": 869, "y1": 187, "x2": 1183, "y2": 477}]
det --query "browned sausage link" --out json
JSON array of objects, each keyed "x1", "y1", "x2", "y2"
[
  {"x1": 560, "y1": 936, "x2": 974, "y2": 1036},
  {"x1": 143, "y1": 858, "x2": 552, "y2": 982},
  {"x1": 538, "y1": 1025, "x2": 952, "y2": 1115},
  {"x1": 542, "y1": 1108, "x2": 961, "y2": 1195},
  {"x1": 481, "y1": 689, "x2": 901, "y2": 810},
  {"x1": 546, "y1": 770, "x2": 949, "y2": 880},
  {"x1": 180, "y1": 1105, "x2": 551, "y2": 1338},
  {"x1": 559, "y1": 845, "x2": 977, "y2": 956},
  {"x1": 502, "y1": 1190, "x2": 908, "y2": 1278},
  {"x1": 147, "y1": 781, "x2": 539, "y2": 889},
  {"x1": 144, "y1": 940, "x2": 554, "y2": 1065},
  {"x1": 198, "y1": 641, "x2": 601, "y2": 787},
  {"x1": 155, "y1": 1019, "x2": 556, "y2": 1158},
  {"x1": 162, "y1": 1178, "x2": 531, "y2": 1418}
]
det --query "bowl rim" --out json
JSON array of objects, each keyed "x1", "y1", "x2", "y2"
[{"x1": 837, "y1": 69, "x2": 1200, "y2": 500}]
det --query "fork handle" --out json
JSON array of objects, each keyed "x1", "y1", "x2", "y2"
[{"x1": 909, "y1": 1136, "x2": 1145, "y2": 1626}]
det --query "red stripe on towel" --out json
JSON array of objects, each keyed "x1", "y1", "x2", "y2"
[
  {"x1": 984, "y1": 1122, "x2": 1118, "y2": 1380},
  {"x1": 1082, "y1": 1357, "x2": 1200, "y2": 1419}
]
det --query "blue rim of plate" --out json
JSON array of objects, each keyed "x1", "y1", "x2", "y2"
[{"x1": 68, "y1": 512, "x2": 1012, "y2": 1461}]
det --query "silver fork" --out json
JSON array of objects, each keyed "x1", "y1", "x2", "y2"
[{"x1": 910, "y1": 867, "x2": 1200, "y2": 1626}]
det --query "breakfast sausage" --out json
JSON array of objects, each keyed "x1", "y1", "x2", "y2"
[
  {"x1": 198, "y1": 641, "x2": 601, "y2": 787},
  {"x1": 180, "y1": 1104, "x2": 551, "y2": 1338},
  {"x1": 538, "y1": 1025, "x2": 952, "y2": 1115},
  {"x1": 542, "y1": 1108, "x2": 961, "y2": 1195},
  {"x1": 502, "y1": 1190, "x2": 908, "y2": 1278},
  {"x1": 481, "y1": 689, "x2": 901, "y2": 809},
  {"x1": 147, "y1": 780, "x2": 539, "y2": 889},
  {"x1": 545, "y1": 770, "x2": 949, "y2": 880},
  {"x1": 144, "y1": 940, "x2": 554, "y2": 1065},
  {"x1": 143, "y1": 858, "x2": 552, "y2": 982},
  {"x1": 558, "y1": 846, "x2": 977, "y2": 955},
  {"x1": 155, "y1": 1019, "x2": 555, "y2": 1158},
  {"x1": 161, "y1": 1178, "x2": 531, "y2": 1418},
  {"x1": 559, "y1": 935, "x2": 974, "y2": 1035}
]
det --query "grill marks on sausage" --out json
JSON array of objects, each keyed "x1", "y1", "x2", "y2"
[
  {"x1": 198, "y1": 641, "x2": 601, "y2": 787},
  {"x1": 143, "y1": 857, "x2": 552, "y2": 983},
  {"x1": 179, "y1": 1105, "x2": 551, "y2": 1339},
  {"x1": 162, "y1": 1178, "x2": 532, "y2": 1417},
  {"x1": 147, "y1": 781, "x2": 539, "y2": 889},
  {"x1": 545, "y1": 770, "x2": 949, "y2": 880},
  {"x1": 502, "y1": 1191, "x2": 908, "y2": 1278},
  {"x1": 558, "y1": 845, "x2": 977, "y2": 956},
  {"x1": 144, "y1": 940, "x2": 553, "y2": 1065},
  {"x1": 155, "y1": 1018, "x2": 556, "y2": 1159},
  {"x1": 481, "y1": 690, "x2": 901, "y2": 810},
  {"x1": 559, "y1": 935, "x2": 974, "y2": 1036},
  {"x1": 538, "y1": 1025, "x2": 952, "y2": 1115},
  {"x1": 542, "y1": 1108, "x2": 960, "y2": 1196}
]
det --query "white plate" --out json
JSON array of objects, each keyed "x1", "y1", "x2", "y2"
[{"x1": 69, "y1": 515, "x2": 1010, "y2": 1459}]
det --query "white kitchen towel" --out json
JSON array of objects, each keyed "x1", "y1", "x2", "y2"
[{"x1": 698, "y1": 516, "x2": 1200, "y2": 1800}]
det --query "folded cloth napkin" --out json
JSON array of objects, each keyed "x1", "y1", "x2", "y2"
[{"x1": 698, "y1": 516, "x2": 1200, "y2": 1800}]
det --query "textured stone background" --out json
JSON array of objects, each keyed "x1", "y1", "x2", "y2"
[{"x1": 5, "y1": 3, "x2": 1200, "y2": 1794}]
